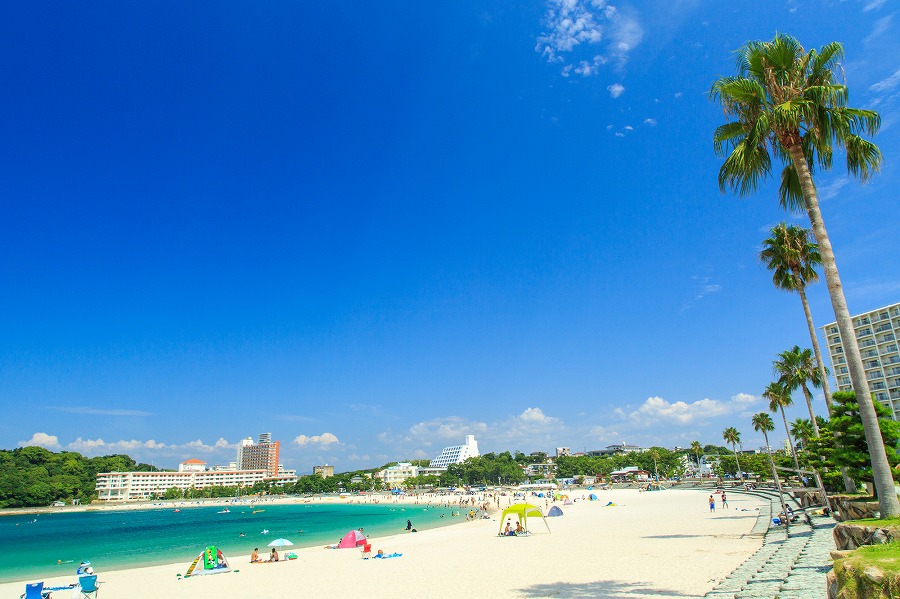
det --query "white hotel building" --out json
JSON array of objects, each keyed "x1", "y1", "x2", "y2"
[
  {"x1": 96, "y1": 467, "x2": 268, "y2": 501},
  {"x1": 822, "y1": 302, "x2": 900, "y2": 420}
]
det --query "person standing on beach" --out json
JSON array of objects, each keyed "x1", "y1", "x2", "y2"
[
  {"x1": 406, "y1": 519, "x2": 412, "y2": 531},
  {"x1": 721, "y1": 493, "x2": 728, "y2": 509},
  {"x1": 709, "y1": 495, "x2": 715, "y2": 512}
]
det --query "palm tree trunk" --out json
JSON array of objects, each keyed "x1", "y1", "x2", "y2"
[
  {"x1": 799, "y1": 384, "x2": 818, "y2": 434},
  {"x1": 731, "y1": 444, "x2": 745, "y2": 484},
  {"x1": 798, "y1": 280, "x2": 857, "y2": 492},
  {"x1": 787, "y1": 144, "x2": 900, "y2": 517},
  {"x1": 763, "y1": 430, "x2": 789, "y2": 525},
  {"x1": 780, "y1": 407, "x2": 802, "y2": 475}
]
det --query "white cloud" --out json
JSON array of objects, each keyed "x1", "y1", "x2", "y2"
[
  {"x1": 674, "y1": 91, "x2": 683, "y2": 98},
  {"x1": 864, "y1": 0, "x2": 887, "y2": 12},
  {"x1": 536, "y1": 1, "x2": 642, "y2": 76},
  {"x1": 643, "y1": 118, "x2": 657, "y2": 126},
  {"x1": 63, "y1": 437, "x2": 236, "y2": 459},
  {"x1": 293, "y1": 432, "x2": 340, "y2": 446},
  {"x1": 607, "y1": 83, "x2": 625, "y2": 98},
  {"x1": 623, "y1": 125, "x2": 634, "y2": 131},
  {"x1": 623, "y1": 393, "x2": 760, "y2": 427},
  {"x1": 18, "y1": 432, "x2": 60, "y2": 450},
  {"x1": 870, "y1": 69, "x2": 900, "y2": 94},
  {"x1": 614, "y1": 132, "x2": 625, "y2": 137},
  {"x1": 407, "y1": 417, "x2": 489, "y2": 445}
]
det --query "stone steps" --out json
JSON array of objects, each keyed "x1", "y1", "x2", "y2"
[{"x1": 703, "y1": 489, "x2": 836, "y2": 599}]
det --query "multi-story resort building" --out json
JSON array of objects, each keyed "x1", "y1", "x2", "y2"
[
  {"x1": 96, "y1": 466, "x2": 269, "y2": 501},
  {"x1": 237, "y1": 433, "x2": 280, "y2": 477},
  {"x1": 428, "y1": 434, "x2": 480, "y2": 469},
  {"x1": 373, "y1": 462, "x2": 420, "y2": 488},
  {"x1": 822, "y1": 302, "x2": 900, "y2": 420}
]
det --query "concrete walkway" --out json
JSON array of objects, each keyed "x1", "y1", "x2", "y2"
[{"x1": 703, "y1": 488, "x2": 836, "y2": 599}]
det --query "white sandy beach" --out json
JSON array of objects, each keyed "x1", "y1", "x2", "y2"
[{"x1": 1, "y1": 489, "x2": 765, "y2": 599}]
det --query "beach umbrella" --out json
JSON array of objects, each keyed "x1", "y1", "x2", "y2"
[{"x1": 267, "y1": 538, "x2": 294, "y2": 548}]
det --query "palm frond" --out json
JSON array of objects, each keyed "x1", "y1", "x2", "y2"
[
  {"x1": 844, "y1": 135, "x2": 883, "y2": 182},
  {"x1": 778, "y1": 164, "x2": 805, "y2": 213},
  {"x1": 718, "y1": 139, "x2": 772, "y2": 196}
]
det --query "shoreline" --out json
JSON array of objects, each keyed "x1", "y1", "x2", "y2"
[{"x1": 0, "y1": 488, "x2": 767, "y2": 599}]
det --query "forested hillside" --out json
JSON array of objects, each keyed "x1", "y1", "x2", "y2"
[{"x1": 0, "y1": 446, "x2": 158, "y2": 508}]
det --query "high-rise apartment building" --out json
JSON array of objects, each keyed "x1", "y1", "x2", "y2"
[
  {"x1": 236, "y1": 433, "x2": 280, "y2": 477},
  {"x1": 822, "y1": 302, "x2": 900, "y2": 420}
]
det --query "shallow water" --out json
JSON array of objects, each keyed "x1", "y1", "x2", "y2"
[{"x1": 0, "y1": 500, "x2": 457, "y2": 583}]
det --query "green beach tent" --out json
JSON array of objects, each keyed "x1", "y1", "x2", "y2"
[{"x1": 498, "y1": 503, "x2": 550, "y2": 535}]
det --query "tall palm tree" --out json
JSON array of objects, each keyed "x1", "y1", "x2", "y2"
[
  {"x1": 648, "y1": 449, "x2": 661, "y2": 484},
  {"x1": 763, "y1": 381, "x2": 802, "y2": 475},
  {"x1": 722, "y1": 427, "x2": 745, "y2": 484},
  {"x1": 790, "y1": 418, "x2": 814, "y2": 451},
  {"x1": 710, "y1": 34, "x2": 899, "y2": 516},
  {"x1": 691, "y1": 440, "x2": 703, "y2": 477},
  {"x1": 753, "y1": 412, "x2": 789, "y2": 517},
  {"x1": 760, "y1": 224, "x2": 833, "y2": 419},
  {"x1": 774, "y1": 346, "x2": 823, "y2": 435}
]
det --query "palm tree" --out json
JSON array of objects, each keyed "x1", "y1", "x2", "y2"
[
  {"x1": 752, "y1": 412, "x2": 789, "y2": 517},
  {"x1": 691, "y1": 440, "x2": 703, "y2": 477},
  {"x1": 710, "y1": 34, "x2": 899, "y2": 516},
  {"x1": 790, "y1": 418, "x2": 815, "y2": 451},
  {"x1": 648, "y1": 449, "x2": 661, "y2": 485},
  {"x1": 774, "y1": 346, "x2": 823, "y2": 435},
  {"x1": 760, "y1": 224, "x2": 833, "y2": 419},
  {"x1": 763, "y1": 381, "x2": 802, "y2": 475},
  {"x1": 722, "y1": 427, "x2": 745, "y2": 484}
]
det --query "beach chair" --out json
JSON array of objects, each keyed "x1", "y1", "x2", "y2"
[
  {"x1": 360, "y1": 543, "x2": 372, "y2": 559},
  {"x1": 77, "y1": 575, "x2": 100, "y2": 599},
  {"x1": 21, "y1": 582, "x2": 51, "y2": 599}
]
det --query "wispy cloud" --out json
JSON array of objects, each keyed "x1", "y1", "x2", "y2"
[
  {"x1": 870, "y1": 69, "x2": 900, "y2": 94},
  {"x1": 864, "y1": 0, "x2": 887, "y2": 12},
  {"x1": 680, "y1": 274, "x2": 721, "y2": 312},
  {"x1": 864, "y1": 15, "x2": 893, "y2": 45},
  {"x1": 817, "y1": 177, "x2": 849, "y2": 201},
  {"x1": 48, "y1": 406, "x2": 155, "y2": 417},
  {"x1": 536, "y1": 1, "x2": 643, "y2": 77},
  {"x1": 607, "y1": 82, "x2": 625, "y2": 98},
  {"x1": 643, "y1": 118, "x2": 657, "y2": 126}
]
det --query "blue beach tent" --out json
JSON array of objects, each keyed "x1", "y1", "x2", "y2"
[{"x1": 547, "y1": 506, "x2": 564, "y2": 517}]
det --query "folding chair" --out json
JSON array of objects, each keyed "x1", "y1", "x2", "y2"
[
  {"x1": 21, "y1": 582, "x2": 50, "y2": 599},
  {"x1": 77, "y1": 575, "x2": 100, "y2": 599},
  {"x1": 360, "y1": 543, "x2": 372, "y2": 559}
]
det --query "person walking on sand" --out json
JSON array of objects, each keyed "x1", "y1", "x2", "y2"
[
  {"x1": 709, "y1": 495, "x2": 715, "y2": 512},
  {"x1": 721, "y1": 493, "x2": 728, "y2": 509}
]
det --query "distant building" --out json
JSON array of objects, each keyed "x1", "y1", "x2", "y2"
[
  {"x1": 822, "y1": 302, "x2": 900, "y2": 420},
  {"x1": 178, "y1": 459, "x2": 207, "y2": 473},
  {"x1": 555, "y1": 447, "x2": 571, "y2": 457},
  {"x1": 609, "y1": 467, "x2": 650, "y2": 482},
  {"x1": 429, "y1": 435, "x2": 480, "y2": 469},
  {"x1": 373, "y1": 462, "x2": 418, "y2": 488},
  {"x1": 586, "y1": 443, "x2": 643, "y2": 457},
  {"x1": 314, "y1": 465, "x2": 335, "y2": 478},
  {"x1": 237, "y1": 433, "x2": 280, "y2": 477}
]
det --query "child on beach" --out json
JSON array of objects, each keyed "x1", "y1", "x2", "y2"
[{"x1": 709, "y1": 495, "x2": 715, "y2": 512}]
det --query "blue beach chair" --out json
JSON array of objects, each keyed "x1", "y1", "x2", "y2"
[
  {"x1": 78, "y1": 575, "x2": 100, "y2": 599},
  {"x1": 21, "y1": 582, "x2": 50, "y2": 599}
]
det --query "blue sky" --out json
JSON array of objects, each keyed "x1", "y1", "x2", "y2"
[{"x1": 2, "y1": 1, "x2": 899, "y2": 473}]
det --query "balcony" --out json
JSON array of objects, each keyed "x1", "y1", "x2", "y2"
[
  {"x1": 858, "y1": 329, "x2": 873, "y2": 338},
  {"x1": 872, "y1": 382, "x2": 887, "y2": 390},
  {"x1": 861, "y1": 339, "x2": 877, "y2": 348}
]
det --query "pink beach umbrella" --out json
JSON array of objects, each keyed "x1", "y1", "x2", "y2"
[{"x1": 338, "y1": 530, "x2": 366, "y2": 548}]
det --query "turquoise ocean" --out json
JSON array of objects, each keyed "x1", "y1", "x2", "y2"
[{"x1": 0, "y1": 502, "x2": 458, "y2": 583}]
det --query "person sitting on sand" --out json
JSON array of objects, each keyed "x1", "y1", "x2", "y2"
[
  {"x1": 515, "y1": 521, "x2": 524, "y2": 535},
  {"x1": 251, "y1": 548, "x2": 260, "y2": 563},
  {"x1": 269, "y1": 548, "x2": 279, "y2": 562}
]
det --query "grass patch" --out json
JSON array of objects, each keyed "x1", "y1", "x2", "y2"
[
  {"x1": 844, "y1": 517, "x2": 900, "y2": 527},
  {"x1": 846, "y1": 542, "x2": 900, "y2": 577},
  {"x1": 836, "y1": 542, "x2": 900, "y2": 598}
]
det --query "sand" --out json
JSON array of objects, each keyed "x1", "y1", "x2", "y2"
[{"x1": 0, "y1": 488, "x2": 764, "y2": 599}]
